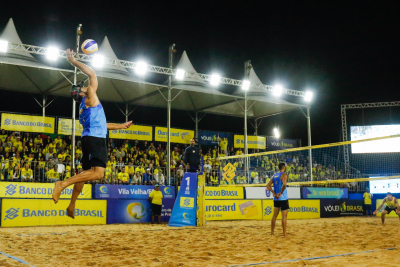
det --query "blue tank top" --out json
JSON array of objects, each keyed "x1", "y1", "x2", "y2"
[
  {"x1": 272, "y1": 172, "x2": 288, "y2": 201},
  {"x1": 79, "y1": 97, "x2": 107, "y2": 138}
]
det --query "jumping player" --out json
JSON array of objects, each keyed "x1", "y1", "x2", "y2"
[
  {"x1": 373, "y1": 192, "x2": 400, "y2": 224},
  {"x1": 266, "y1": 163, "x2": 289, "y2": 236},
  {"x1": 52, "y1": 49, "x2": 132, "y2": 218}
]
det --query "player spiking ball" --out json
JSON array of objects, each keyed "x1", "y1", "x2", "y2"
[
  {"x1": 52, "y1": 49, "x2": 133, "y2": 218},
  {"x1": 373, "y1": 192, "x2": 400, "y2": 224}
]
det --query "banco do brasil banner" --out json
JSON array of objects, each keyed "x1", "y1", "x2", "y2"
[
  {"x1": 95, "y1": 185, "x2": 175, "y2": 199},
  {"x1": 267, "y1": 137, "x2": 298, "y2": 151},
  {"x1": 205, "y1": 186, "x2": 244, "y2": 199},
  {"x1": 58, "y1": 118, "x2": 83, "y2": 136},
  {"x1": 302, "y1": 187, "x2": 348, "y2": 199},
  {"x1": 198, "y1": 130, "x2": 233, "y2": 146},
  {"x1": 0, "y1": 182, "x2": 91, "y2": 199},
  {"x1": 1, "y1": 199, "x2": 106, "y2": 227},
  {"x1": 155, "y1": 127, "x2": 194, "y2": 144},
  {"x1": 263, "y1": 200, "x2": 320, "y2": 220},
  {"x1": 109, "y1": 125, "x2": 152, "y2": 141},
  {"x1": 1, "y1": 113, "x2": 54, "y2": 134},
  {"x1": 234, "y1": 135, "x2": 266, "y2": 149},
  {"x1": 320, "y1": 199, "x2": 363, "y2": 217},
  {"x1": 205, "y1": 199, "x2": 263, "y2": 220},
  {"x1": 107, "y1": 199, "x2": 175, "y2": 224}
]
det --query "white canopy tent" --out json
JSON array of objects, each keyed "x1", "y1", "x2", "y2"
[{"x1": 0, "y1": 19, "x2": 314, "y2": 180}]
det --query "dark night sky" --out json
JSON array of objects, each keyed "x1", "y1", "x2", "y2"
[{"x1": 1, "y1": 1, "x2": 400, "y2": 145}]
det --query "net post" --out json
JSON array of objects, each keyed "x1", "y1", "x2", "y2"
[{"x1": 307, "y1": 106, "x2": 312, "y2": 181}]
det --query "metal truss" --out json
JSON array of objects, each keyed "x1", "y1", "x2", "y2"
[
  {"x1": 341, "y1": 101, "x2": 400, "y2": 173},
  {"x1": 6, "y1": 42, "x2": 306, "y2": 97}
]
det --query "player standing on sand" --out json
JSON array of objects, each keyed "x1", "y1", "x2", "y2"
[
  {"x1": 373, "y1": 192, "x2": 400, "y2": 224},
  {"x1": 52, "y1": 49, "x2": 132, "y2": 218},
  {"x1": 266, "y1": 163, "x2": 289, "y2": 236}
]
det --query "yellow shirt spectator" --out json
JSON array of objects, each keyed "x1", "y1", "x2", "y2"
[
  {"x1": 154, "y1": 168, "x2": 159, "y2": 175},
  {"x1": 149, "y1": 150, "x2": 156, "y2": 157},
  {"x1": 38, "y1": 161, "x2": 46, "y2": 168},
  {"x1": 236, "y1": 150, "x2": 242, "y2": 155},
  {"x1": 118, "y1": 172, "x2": 129, "y2": 182},
  {"x1": 47, "y1": 170, "x2": 59, "y2": 179},
  {"x1": 58, "y1": 153, "x2": 67, "y2": 162},
  {"x1": 76, "y1": 148, "x2": 83, "y2": 158},
  {"x1": 149, "y1": 190, "x2": 163, "y2": 205},
  {"x1": 105, "y1": 167, "x2": 112, "y2": 180},
  {"x1": 0, "y1": 134, "x2": 7, "y2": 142},
  {"x1": 363, "y1": 192, "x2": 372, "y2": 205},
  {"x1": 210, "y1": 176, "x2": 218, "y2": 185},
  {"x1": 251, "y1": 171, "x2": 258, "y2": 178},
  {"x1": 108, "y1": 160, "x2": 117, "y2": 169},
  {"x1": 220, "y1": 140, "x2": 228, "y2": 151},
  {"x1": 135, "y1": 166, "x2": 145, "y2": 174},
  {"x1": 20, "y1": 168, "x2": 33, "y2": 178}
]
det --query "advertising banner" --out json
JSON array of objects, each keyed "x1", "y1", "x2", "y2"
[
  {"x1": 205, "y1": 186, "x2": 244, "y2": 199},
  {"x1": 205, "y1": 199, "x2": 263, "y2": 221},
  {"x1": 246, "y1": 187, "x2": 301, "y2": 199},
  {"x1": 107, "y1": 199, "x2": 175, "y2": 224},
  {"x1": 262, "y1": 200, "x2": 320, "y2": 220},
  {"x1": 155, "y1": 127, "x2": 194, "y2": 144},
  {"x1": 198, "y1": 130, "x2": 233, "y2": 146},
  {"x1": 267, "y1": 137, "x2": 298, "y2": 151},
  {"x1": 0, "y1": 182, "x2": 91, "y2": 199},
  {"x1": 1, "y1": 113, "x2": 55, "y2": 134},
  {"x1": 95, "y1": 185, "x2": 175, "y2": 199},
  {"x1": 1, "y1": 199, "x2": 106, "y2": 227},
  {"x1": 234, "y1": 135, "x2": 266, "y2": 149},
  {"x1": 320, "y1": 199, "x2": 364, "y2": 217},
  {"x1": 169, "y1": 173, "x2": 198, "y2": 227},
  {"x1": 302, "y1": 187, "x2": 348, "y2": 199},
  {"x1": 376, "y1": 199, "x2": 399, "y2": 217},
  {"x1": 58, "y1": 118, "x2": 83, "y2": 136},
  {"x1": 109, "y1": 125, "x2": 153, "y2": 141}
]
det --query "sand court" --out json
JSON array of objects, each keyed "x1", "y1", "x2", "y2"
[{"x1": 0, "y1": 217, "x2": 399, "y2": 267}]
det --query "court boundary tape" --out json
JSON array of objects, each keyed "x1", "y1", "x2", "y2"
[
  {"x1": 228, "y1": 247, "x2": 398, "y2": 266},
  {"x1": 0, "y1": 251, "x2": 35, "y2": 266}
]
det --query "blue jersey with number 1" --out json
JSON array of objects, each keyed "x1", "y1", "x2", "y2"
[
  {"x1": 272, "y1": 172, "x2": 288, "y2": 201},
  {"x1": 79, "y1": 97, "x2": 107, "y2": 138}
]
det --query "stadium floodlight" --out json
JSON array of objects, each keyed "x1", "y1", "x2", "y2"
[
  {"x1": 305, "y1": 91, "x2": 313, "y2": 102},
  {"x1": 242, "y1": 80, "x2": 250, "y2": 91},
  {"x1": 93, "y1": 55, "x2": 104, "y2": 68},
  {"x1": 46, "y1": 47, "x2": 59, "y2": 61},
  {"x1": 0, "y1": 40, "x2": 8, "y2": 52},
  {"x1": 274, "y1": 128, "x2": 280, "y2": 138},
  {"x1": 135, "y1": 61, "x2": 147, "y2": 75},
  {"x1": 175, "y1": 69, "x2": 185, "y2": 80},
  {"x1": 273, "y1": 84, "x2": 283, "y2": 96},
  {"x1": 210, "y1": 74, "x2": 221, "y2": 86}
]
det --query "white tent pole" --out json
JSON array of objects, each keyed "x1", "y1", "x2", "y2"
[
  {"x1": 125, "y1": 103, "x2": 129, "y2": 122},
  {"x1": 72, "y1": 24, "x2": 82, "y2": 171},
  {"x1": 167, "y1": 44, "x2": 175, "y2": 185},
  {"x1": 244, "y1": 60, "x2": 251, "y2": 182},
  {"x1": 42, "y1": 95, "x2": 46, "y2": 117},
  {"x1": 307, "y1": 106, "x2": 313, "y2": 181}
]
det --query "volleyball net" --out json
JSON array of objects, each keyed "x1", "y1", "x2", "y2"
[{"x1": 217, "y1": 134, "x2": 400, "y2": 192}]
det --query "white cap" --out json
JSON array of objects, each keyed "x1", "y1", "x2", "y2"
[{"x1": 146, "y1": 168, "x2": 150, "y2": 171}]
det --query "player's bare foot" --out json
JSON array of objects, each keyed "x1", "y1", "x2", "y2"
[
  {"x1": 52, "y1": 181, "x2": 65, "y2": 204},
  {"x1": 66, "y1": 205, "x2": 75, "y2": 219}
]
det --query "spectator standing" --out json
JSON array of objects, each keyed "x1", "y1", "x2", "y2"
[
  {"x1": 363, "y1": 189, "x2": 373, "y2": 216},
  {"x1": 219, "y1": 137, "x2": 228, "y2": 156},
  {"x1": 183, "y1": 139, "x2": 200, "y2": 173},
  {"x1": 148, "y1": 184, "x2": 163, "y2": 224}
]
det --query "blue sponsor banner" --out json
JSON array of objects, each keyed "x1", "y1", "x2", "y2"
[
  {"x1": 302, "y1": 187, "x2": 348, "y2": 199},
  {"x1": 107, "y1": 199, "x2": 175, "y2": 224},
  {"x1": 169, "y1": 172, "x2": 198, "y2": 227},
  {"x1": 95, "y1": 185, "x2": 175, "y2": 199},
  {"x1": 267, "y1": 137, "x2": 298, "y2": 151},
  {"x1": 198, "y1": 130, "x2": 233, "y2": 146}
]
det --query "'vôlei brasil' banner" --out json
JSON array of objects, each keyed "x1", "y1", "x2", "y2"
[
  {"x1": 198, "y1": 130, "x2": 233, "y2": 146},
  {"x1": 155, "y1": 127, "x2": 194, "y2": 144},
  {"x1": 267, "y1": 137, "x2": 298, "y2": 151},
  {"x1": 320, "y1": 199, "x2": 364, "y2": 217},
  {"x1": 234, "y1": 135, "x2": 266, "y2": 149},
  {"x1": 1, "y1": 199, "x2": 106, "y2": 227},
  {"x1": 95, "y1": 185, "x2": 175, "y2": 199},
  {"x1": 0, "y1": 182, "x2": 92, "y2": 199},
  {"x1": 302, "y1": 187, "x2": 348, "y2": 199},
  {"x1": 58, "y1": 118, "x2": 83, "y2": 136},
  {"x1": 1, "y1": 113, "x2": 55, "y2": 134},
  {"x1": 109, "y1": 125, "x2": 153, "y2": 141}
]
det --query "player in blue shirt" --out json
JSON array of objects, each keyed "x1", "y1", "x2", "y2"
[
  {"x1": 266, "y1": 162, "x2": 289, "y2": 236},
  {"x1": 52, "y1": 49, "x2": 132, "y2": 218}
]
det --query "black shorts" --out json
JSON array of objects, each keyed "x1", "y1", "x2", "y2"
[
  {"x1": 151, "y1": 203, "x2": 162, "y2": 216},
  {"x1": 384, "y1": 206, "x2": 398, "y2": 214},
  {"x1": 81, "y1": 136, "x2": 107, "y2": 170},
  {"x1": 274, "y1": 200, "x2": 289, "y2": 211},
  {"x1": 364, "y1": 204, "x2": 371, "y2": 210}
]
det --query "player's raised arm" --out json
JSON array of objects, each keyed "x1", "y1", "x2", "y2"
[
  {"x1": 373, "y1": 197, "x2": 386, "y2": 215},
  {"x1": 107, "y1": 121, "x2": 133, "y2": 130}
]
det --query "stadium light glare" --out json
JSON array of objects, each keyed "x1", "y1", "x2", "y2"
[
  {"x1": 305, "y1": 91, "x2": 313, "y2": 102},
  {"x1": 210, "y1": 74, "x2": 221, "y2": 86},
  {"x1": 0, "y1": 40, "x2": 8, "y2": 52},
  {"x1": 46, "y1": 47, "x2": 59, "y2": 61},
  {"x1": 93, "y1": 55, "x2": 104, "y2": 68},
  {"x1": 273, "y1": 85, "x2": 283, "y2": 96},
  {"x1": 135, "y1": 61, "x2": 147, "y2": 75},
  {"x1": 242, "y1": 80, "x2": 250, "y2": 91},
  {"x1": 175, "y1": 69, "x2": 185, "y2": 80},
  {"x1": 274, "y1": 128, "x2": 280, "y2": 138}
]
